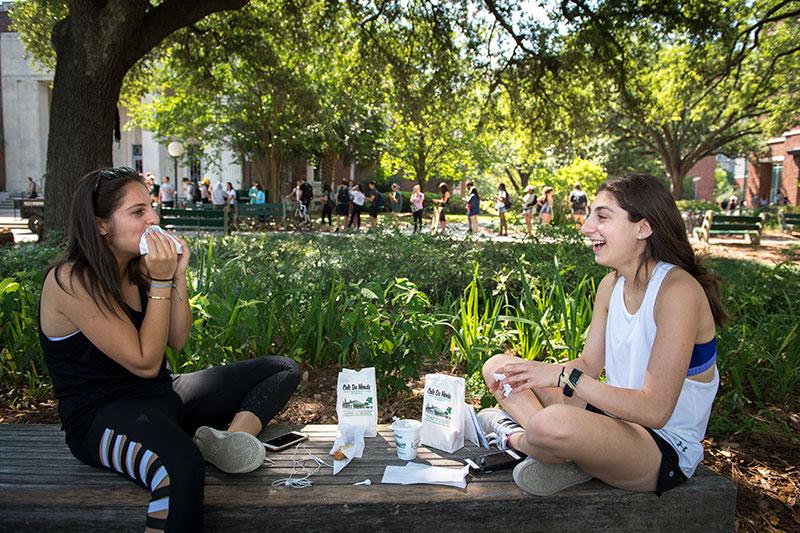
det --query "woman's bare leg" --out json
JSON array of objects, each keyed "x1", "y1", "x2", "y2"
[
  {"x1": 227, "y1": 411, "x2": 262, "y2": 436},
  {"x1": 482, "y1": 354, "x2": 660, "y2": 492}
]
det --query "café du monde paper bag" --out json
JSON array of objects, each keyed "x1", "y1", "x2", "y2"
[
  {"x1": 336, "y1": 367, "x2": 378, "y2": 438},
  {"x1": 420, "y1": 373, "x2": 465, "y2": 453}
]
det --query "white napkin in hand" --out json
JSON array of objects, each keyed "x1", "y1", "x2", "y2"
[
  {"x1": 329, "y1": 423, "x2": 365, "y2": 475},
  {"x1": 139, "y1": 225, "x2": 183, "y2": 256}
]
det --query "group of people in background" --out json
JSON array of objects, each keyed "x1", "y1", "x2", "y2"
[
  {"x1": 144, "y1": 173, "x2": 238, "y2": 210},
  {"x1": 142, "y1": 172, "x2": 592, "y2": 237}
]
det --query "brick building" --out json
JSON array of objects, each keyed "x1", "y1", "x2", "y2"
[{"x1": 744, "y1": 128, "x2": 799, "y2": 207}]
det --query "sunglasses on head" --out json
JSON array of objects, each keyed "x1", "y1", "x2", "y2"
[{"x1": 92, "y1": 166, "x2": 138, "y2": 208}]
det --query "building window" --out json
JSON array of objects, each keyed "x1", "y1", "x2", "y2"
[
  {"x1": 771, "y1": 164, "x2": 783, "y2": 203},
  {"x1": 132, "y1": 144, "x2": 143, "y2": 174}
]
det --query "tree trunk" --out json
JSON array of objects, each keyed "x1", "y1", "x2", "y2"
[
  {"x1": 44, "y1": 13, "x2": 131, "y2": 237},
  {"x1": 664, "y1": 158, "x2": 684, "y2": 200},
  {"x1": 43, "y1": 0, "x2": 249, "y2": 237}
]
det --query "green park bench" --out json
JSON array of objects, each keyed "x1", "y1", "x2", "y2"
[
  {"x1": 158, "y1": 206, "x2": 230, "y2": 234},
  {"x1": 692, "y1": 210, "x2": 765, "y2": 246},
  {"x1": 0, "y1": 423, "x2": 736, "y2": 532},
  {"x1": 778, "y1": 209, "x2": 800, "y2": 234},
  {"x1": 236, "y1": 202, "x2": 286, "y2": 225}
]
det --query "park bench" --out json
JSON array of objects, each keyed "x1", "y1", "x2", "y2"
[
  {"x1": 236, "y1": 202, "x2": 286, "y2": 226},
  {"x1": 692, "y1": 210, "x2": 765, "y2": 246},
  {"x1": 778, "y1": 209, "x2": 800, "y2": 234},
  {"x1": 0, "y1": 423, "x2": 735, "y2": 532},
  {"x1": 159, "y1": 206, "x2": 230, "y2": 234}
]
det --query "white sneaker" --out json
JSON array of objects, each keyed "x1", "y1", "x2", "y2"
[
  {"x1": 476, "y1": 407, "x2": 525, "y2": 451},
  {"x1": 193, "y1": 426, "x2": 266, "y2": 474},
  {"x1": 512, "y1": 457, "x2": 592, "y2": 496}
]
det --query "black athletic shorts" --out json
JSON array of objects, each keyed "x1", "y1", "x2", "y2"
[{"x1": 586, "y1": 404, "x2": 687, "y2": 495}]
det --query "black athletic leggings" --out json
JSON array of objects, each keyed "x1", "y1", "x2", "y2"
[
  {"x1": 69, "y1": 356, "x2": 301, "y2": 532},
  {"x1": 348, "y1": 204, "x2": 362, "y2": 228},
  {"x1": 321, "y1": 204, "x2": 333, "y2": 225},
  {"x1": 412, "y1": 209, "x2": 423, "y2": 232}
]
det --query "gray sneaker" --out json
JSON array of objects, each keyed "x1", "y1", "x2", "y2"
[
  {"x1": 193, "y1": 426, "x2": 266, "y2": 474},
  {"x1": 512, "y1": 457, "x2": 592, "y2": 496},
  {"x1": 476, "y1": 407, "x2": 525, "y2": 451}
]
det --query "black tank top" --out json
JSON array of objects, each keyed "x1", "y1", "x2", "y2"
[{"x1": 39, "y1": 285, "x2": 172, "y2": 446}]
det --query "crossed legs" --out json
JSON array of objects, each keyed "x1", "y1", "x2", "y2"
[{"x1": 482, "y1": 353, "x2": 661, "y2": 492}]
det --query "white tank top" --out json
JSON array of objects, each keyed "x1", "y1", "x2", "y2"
[{"x1": 605, "y1": 261, "x2": 719, "y2": 478}]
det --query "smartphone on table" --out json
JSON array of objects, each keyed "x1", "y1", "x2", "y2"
[
  {"x1": 263, "y1": 431, "x2": 308, "y2": 452},
  {"x1": 466, "y1": 449, "x2": 526, "y2": 475}
]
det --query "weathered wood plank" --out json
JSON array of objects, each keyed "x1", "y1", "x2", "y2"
[{"x1": 0, "y1": 424, "x2": 736, "y2": 532}]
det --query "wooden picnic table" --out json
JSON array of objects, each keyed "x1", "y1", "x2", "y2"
[{"x1": 0, "y1": 423, "x2": 735, "y2": 532}]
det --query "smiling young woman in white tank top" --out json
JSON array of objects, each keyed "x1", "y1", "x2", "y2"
[{"x1": 479, "y1": 173, "x2": 728, "y2": 497}]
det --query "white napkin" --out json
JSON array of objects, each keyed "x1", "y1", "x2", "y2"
[
  {"x1": 329, "y1": 423, "x2": 365, "y2": 475},
  {"x1": 494, "y1": 372, "x2": 513, "y2": 398},
  {"x1": 381, "y1": 462, "x2": 470, "y2": 489},
  {"x1": 139, "y1": 225, "x2": 183, "y2": 256}
]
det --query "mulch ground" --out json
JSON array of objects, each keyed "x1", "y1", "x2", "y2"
[{"x1": 3, "y1": 367, "x2": 797, "y2": 532}]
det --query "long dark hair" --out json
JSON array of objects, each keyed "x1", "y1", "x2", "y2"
[
  {"x1": 598, "y1": 173, "x2": 729, "y2": 326},
  {"x1": 49, "y1": 167, "x2": 149, "y2": 318}
]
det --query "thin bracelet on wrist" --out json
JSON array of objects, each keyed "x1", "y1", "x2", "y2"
[
  {"x1": 148, "y1": 295, "x2": 171, "y2": 301},
  {"x1": 557, "y1": 366, "x2": 566, "y2": 388},
  {"x1": 149, "y1": 276, "x2": 174, "y2": 282},
  {"x1": 150, "y1": 281, "x2": 174, "y2": 289}
]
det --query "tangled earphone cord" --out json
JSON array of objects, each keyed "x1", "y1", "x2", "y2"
[{"x1": 270, "y1": 444, "x2": 331, "y2": 489}]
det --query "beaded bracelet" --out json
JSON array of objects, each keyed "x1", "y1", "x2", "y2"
[{"x1": 150, "y1": 281, "x2": 175, "y2": 290}]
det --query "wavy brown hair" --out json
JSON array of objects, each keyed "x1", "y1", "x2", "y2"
[
  {"x1": 598, "y1": 173, "x2": 730, "y2": 326},
  {"x1": 48, "y1": 167, "x2": 149, "y2": 319}
]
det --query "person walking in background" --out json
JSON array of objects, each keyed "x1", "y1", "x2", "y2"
[
  {"x1": 199, "y1": 178, "x2": 211, "y2": 205},
  {"x1": 366, "y1": 181, "x2": 384, "y2": 229},
  {"x1": 146, "y1": 173, "x2": 159, "y2": 205},
  {"x1": 465, "y1": 181, "x2": 480, "y2": 234},
  {"x1": 411, "y1": 184, "x2": 425, "y2": 233},
  {"x1": 495, "y1": 183, "x2": 510, "y2": 236},
  {"x1": 254, "y1": 183, "x2": 266, "y2": 204},
  {"x1": 348, "y1": 184, "x2": 365, "y2": 230},
  {"x1": 335, "y1": 179, "x2": 350, "y2": 231},
  {"x1": 27, "y1": 176, "x2": 39, "y2": 199},
  {"x1": 389, "y1": 183, "x2": 403, "y2": 228},
  {"x1": 431, "y1": 183, "x2": 450, "y2": 234},
  {"x1": 320, "y1": 183, "x2": 335, "y2": 227},
  {"x1": 181, "y1": 178, "x2": 194, "y2": 208},
  {"x1": 569, "y1": 183, "x2": 589, "y2": 226},
  {"x1": 249, "y1": 182, "x2": 260, "y2": 204},
  {"x1": 211, "y1": 181, "x2": 227, "y2": 210},
  {"x1": 226, "y1": 182, "x2": 238, "y2": 229},
  {"x1": 522, "y1": 185, "x2": 537, "y2": 236},
  {"x1": 539, "y1": 186, "x2": 554, "y2": 225},
  {"x1": 159, "y1": 176, "x2": 176, "y2": 208}
]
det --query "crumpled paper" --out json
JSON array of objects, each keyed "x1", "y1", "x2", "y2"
[
  {"x1": 494, "y1": 372, "x2": 513, "y2": 398},
  {"x1": 139, "y1": 225, "x2": 183, "y2": 256},
  {"x1": 329, "y1": 423, "x2": 365, "y2": 475},
  {"x1": 381, "y1": 462, "x2": 471, "y2": 489}
]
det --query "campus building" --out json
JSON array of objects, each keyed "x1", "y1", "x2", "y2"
[
  {"x1": 684, "y1": 125, "x2": 800, "y2": 207},
  {"x1": 744, "y1": 128, "x2": 799, "y2": 206}
]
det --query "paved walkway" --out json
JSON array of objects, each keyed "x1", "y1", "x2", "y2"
[{"x1": 0, "y1": 208, "x2": 37, "y2": 243}]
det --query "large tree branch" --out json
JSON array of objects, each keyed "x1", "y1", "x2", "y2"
[{"x1": 129, "y1": 0, "x2": 249, "y2": 68}]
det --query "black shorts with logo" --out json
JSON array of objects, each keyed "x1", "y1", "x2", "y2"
[{"x1": 586, "y1": 404, "x2": 687, "y2": 495}]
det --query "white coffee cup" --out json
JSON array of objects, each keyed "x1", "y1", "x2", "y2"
[{"x1": 391, "y1": 419, "x2": 422, "y2": 460}]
